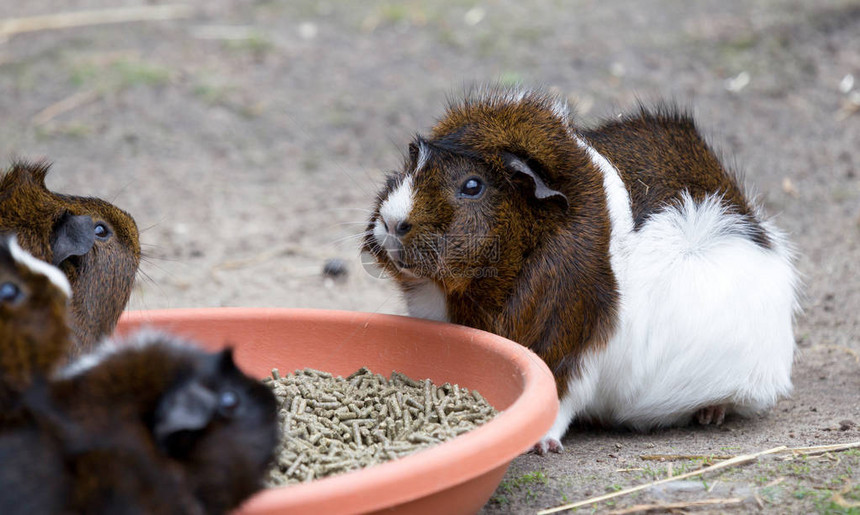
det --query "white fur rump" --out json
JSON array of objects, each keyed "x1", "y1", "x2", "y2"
[{"x1": 550, "y1": 193, "x2": 798, "y2": 437}]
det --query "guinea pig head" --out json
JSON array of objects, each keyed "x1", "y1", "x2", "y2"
[
  {"x1": 0, "y1": 234, "x2": 71, "y2": 389},
  {"x1": 0, "y1": 162, "x2": 140, "y2": 352},
  {"x1": 152, "y1": 347, "x2": 278, "y2": 513},
  {"x1": 364, "y1": 89, "x2": 580, "y2": 294}
]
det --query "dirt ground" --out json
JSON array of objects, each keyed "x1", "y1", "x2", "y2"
[{"x1": 1, "y1": 0, "x2": 859, "y2": 513}]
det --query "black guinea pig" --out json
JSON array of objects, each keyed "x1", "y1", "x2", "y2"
[
  {"x1": 363, "y1": 87, "x2": 799, "y2": 453},
  {"x1": 52, "y1": 331, "x2": 279, "y2": 514},
  {"x1": 0, "y1": 234, "x2": 72, "y2": 406},
  {"x1": 0, "y1": 379, "x2": 202, "y2": 515},
  {"x1": 0, "y1": 161, "x2": 140, "y2": 353},
  {"x1": 0, "y1": 408, "x2": 69, "y2": 515}
]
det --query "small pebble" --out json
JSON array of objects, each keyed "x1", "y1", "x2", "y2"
[{"x1": 322, "y1": 258, "x2": 348, "y2": 280}]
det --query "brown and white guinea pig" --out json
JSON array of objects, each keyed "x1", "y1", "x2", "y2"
[
  {"x1": 0, "y1": 234, "x2": 72, "y2": 404},
  {"x1": 0, "y1": 161, "x2": 141, "y2": 353},
  {"x1": 363, "y1": 88, "x2": 799, "y2": 454},
  {"x1": 46, "y1": 331, "x2": 279, "y2": 514}
]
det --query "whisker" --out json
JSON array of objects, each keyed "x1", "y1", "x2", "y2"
[
  {"x1": 321, "y1": 207, "x2": 376, "y2": 214},
  {"x1": 139, "y1": 257, "x2": 177, "y2": 276},
  {"x1": 333, "y1": 162, "x2": 383, "y2": 199},
  {"x1": 329, "y1": 231, "x2": 373, "y2": 245},
  {"x1": 140, "y1": 252, "x2": 183, "y2": 264},
  {"x1": 131, "y1": 268, "x2": 170, "y2": 311},
  {"x1": 428, "y1": 241, "x2": 446, "y2": 277},
  {"x1": 136, "y1": 267, "x2": 158, "y2": 286},
  {"x1": 138, "y1": 221, "x2": 163, "y2": 234},
  {"x1": 109, "y1": 178, "x2": 136, "y2": 204},
  {"x1": 333, "y1": 221, "x2": 374, "y2": 227}
]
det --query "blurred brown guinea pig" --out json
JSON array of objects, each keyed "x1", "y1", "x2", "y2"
[{"x1": 0, "y1": 161, "x2": 140, "y2": 353}]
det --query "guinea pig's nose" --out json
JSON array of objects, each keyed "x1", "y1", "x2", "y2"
[{"x1": 395, "y1": 220, "x2": 412, "y2": 237}]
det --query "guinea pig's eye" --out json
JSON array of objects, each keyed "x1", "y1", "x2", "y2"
[
  {"x1": 0, "y1": 282, "x2": 23, "y2": 304},
  {"x1": 218, "y1": 390, "x2": 241, "y2": 417},
  {"x1": 458, "y1": 177, "x2": 485, "y2": 199},
  {"x1": 94, "y1": 222, "x2": 111, "y2": 240}
]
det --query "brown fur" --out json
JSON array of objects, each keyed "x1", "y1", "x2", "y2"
[
  {"x1": 0, "y1": 161, "x2": 141, "y2": 352},
  {"x1": 0, "y1": 236, "x2": 71, "y2": 406},
  {"x1": 581, "y1": 104, "x2": 769, "y2": 246},
  {"x1": 365, "y1": 89, "x2": 770, "y2": 400}
]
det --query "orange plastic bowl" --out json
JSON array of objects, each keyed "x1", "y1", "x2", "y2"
[{"x1": 116, "y1": 308, "x2": 558, "y2": 515}]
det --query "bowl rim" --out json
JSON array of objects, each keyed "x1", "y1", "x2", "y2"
[{"x1": 117, "y1": 308, "x2": 558, "y2": 514}]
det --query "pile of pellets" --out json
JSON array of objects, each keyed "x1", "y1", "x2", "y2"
[{"x1": 263, "y1": 367, "x2": 499, "y2": 485}]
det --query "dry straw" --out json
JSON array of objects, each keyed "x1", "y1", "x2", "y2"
[
  {"x1": 0, "y1": 5, "x2": 193, "y2": 38},
  {"x1": 540, "y1": 441, "x2": 860, "y2": 514}
]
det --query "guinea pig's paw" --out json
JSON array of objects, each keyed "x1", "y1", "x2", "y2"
[
  {"x1": 530, "y1": 437, "x2": 564, "y2": 455},
  {"x1": 695, "y1": 405, "x2": 726, "y2": 426}
]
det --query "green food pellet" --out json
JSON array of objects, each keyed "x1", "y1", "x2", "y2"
[{"x1": 263, "y1": 367, "x2": 499, "y2": 486}]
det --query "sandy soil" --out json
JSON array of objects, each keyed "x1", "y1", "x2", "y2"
[{"x1": 1, "y1": 0, "x2": 858, "y2": 512}]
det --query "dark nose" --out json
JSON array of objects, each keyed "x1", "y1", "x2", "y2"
[{"x1": 395, "y1": 220, "x2": 412, "y2": 237}]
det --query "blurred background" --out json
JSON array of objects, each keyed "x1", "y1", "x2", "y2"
[{"x1": 1, "y1": 1, "x2": 859, "y2": 511}]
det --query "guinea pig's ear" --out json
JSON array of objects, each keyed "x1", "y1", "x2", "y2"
[
  {"x1": 50, "y1": 212, "x2": 96, "y2": 266},
  {"x1": 408, "y1": 141, "x2": 420, "y2": 164},
  {"x1": 503, "y1": 153, "x2": 569, "y2": 211},
  {"x1": 153, "y1": 380, "x2": 218, "y2": 452},
  {"x1": 408, "y1": 136, "x2": 428, "y2": 163},
  {"x1": 216, "y1": 347, "x2": 240, "y2": 374}
]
